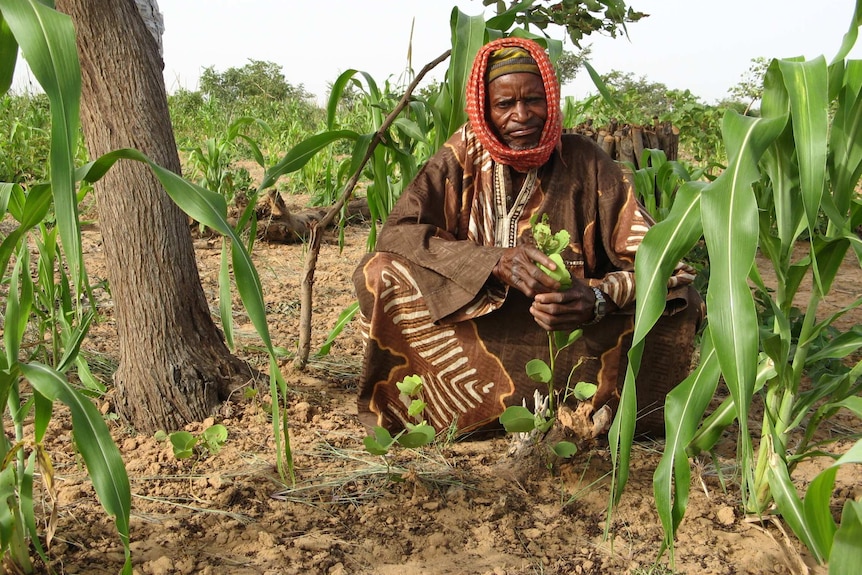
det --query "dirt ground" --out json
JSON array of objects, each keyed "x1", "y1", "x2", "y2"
[{"x1": 26, "y1": 201, "x2": 862, "y2": 575}]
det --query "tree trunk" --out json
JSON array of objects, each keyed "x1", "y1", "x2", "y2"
[{"x1": 56, "y1": 0, "x2": 250, "y2": 433}]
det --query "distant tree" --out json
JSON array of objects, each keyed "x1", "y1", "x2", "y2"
[
  {"x1": 555, "y1": 46, "x2": 592, "y2": 86},
  {"x1": 200, "y1": 59, "x2": 314, "y2": 103},
  {"x1": 599, "y1": 71, "x2": 678, "y2": 122},
  {"x1": 727, "y1": 56, "x2": 769, "y2": 115}
]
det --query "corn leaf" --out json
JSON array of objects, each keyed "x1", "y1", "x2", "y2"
[
  {"x1": 218, "y1": 240, "x2": 234, "y2": 350},
  {"x1": 316, "y1": 301, "x2": 359, "y2": 357},
  {"x1": 829, "y1": 60, "x2": 862, "y2": 216},
  {"x1": 0, "y1": 11, "x2": 16, "y2": 94},
  {"x1": 779, "y1": 58, "x2": 831, "y2": 296},
  {"x1": 687, "y1": 355, "x2": 776, "y2": 456},
  {"x1": 768, "y1": 447, "x2": 827, "y2": 563},
  {"x1": 831, "y1": 0, "x2": 862, "y2": 64},
  {"x1": 446, "y1": 8, "x2": 486, "y2": 138},
  {"x1": 609, "y1": 181, "x2": 705, "y2": 505},
  {"x1": 326, "y1": 69, "x2": 358, "y2": 130},
  {"x1": 583, "y1": 60, "x2": 619, "y2": 112},
  {"x1": 0, "y1": 465, "x2": 17, "y2": 550},
  {"x1": 830, "y1": 500, "x2": 862, "y2": 575},
  {"x1": 21, "y1": 362, "x2": 132, "y2": 574},
  {"x1": 4, "y1": 244, "x2": 32, "y2": 369},
  {"x1": 701, "y1": 111, "x2": 785, "y2": 499},
  {"x1": 653, "y1": 334, "x2": 720, "y2": 553},
  {"x1": 258, "y1": 129, "x2": 359, "y2": 192},
  {"x1": 78, "y1": 148, "x2": 295, "y2": 483},
  {"x1": 0, "y1": 0, "x2": 84, "y2": 291}
]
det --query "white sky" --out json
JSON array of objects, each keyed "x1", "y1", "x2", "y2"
[{"x1": 11, "y1": 0, "x2": 862, "y2": 105}]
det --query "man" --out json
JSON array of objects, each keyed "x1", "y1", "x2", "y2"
[{"x1": 353, "y1": 37, "x2": 702, "y2": 437}]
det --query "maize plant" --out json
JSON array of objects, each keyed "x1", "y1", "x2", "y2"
[{"x1": 610, "y1": 0, "x2": 862, "y2": 571}]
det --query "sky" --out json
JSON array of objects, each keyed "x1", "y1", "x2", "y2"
[{"x1": 11, "y1": 0, "x2": 862, "y2": 105}]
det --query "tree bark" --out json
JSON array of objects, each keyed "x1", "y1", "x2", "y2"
[{"x1": 56, "y1": 0, "x2": 250, "y2": 433}]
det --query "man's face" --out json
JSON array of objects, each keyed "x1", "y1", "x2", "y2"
[{"x1": 487, "y1": 72, "x2": 547, "y2": 150}]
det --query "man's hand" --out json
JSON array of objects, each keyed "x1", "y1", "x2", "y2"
[
  {"x1": 530, "y1": 281, "x2": 610, "y2": 331},
  {"x1": 492, "y1": 245, "x2": 561, "y2": 297}
]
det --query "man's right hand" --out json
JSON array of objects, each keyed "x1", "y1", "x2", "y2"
[{"x1": 492, "y1": 245, "x2": 561, "y2": 298}]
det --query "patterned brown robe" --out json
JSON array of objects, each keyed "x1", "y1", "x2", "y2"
[{"x1": 353, "y1": 124, "x2": 702, "y2": 436}]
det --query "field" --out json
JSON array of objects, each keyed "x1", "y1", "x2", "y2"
[{"x1": 35, "y1": 201, "x2": 861, "y2": 575}]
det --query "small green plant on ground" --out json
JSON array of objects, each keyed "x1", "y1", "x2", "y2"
[
  {"x1": 155, "y1": 424, "x2": 229, "y2": 460},
  {"x1": 363, "y1": 374, "x2": 436, "y2": 457}
]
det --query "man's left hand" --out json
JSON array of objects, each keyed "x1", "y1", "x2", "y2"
[{"x1": 530, "y1": 282, "x2": 612, "y2": 331}]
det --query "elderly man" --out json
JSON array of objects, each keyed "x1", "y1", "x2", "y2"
[{"x1": 353, "y1": 37, "x2": 702, "y2": 437}]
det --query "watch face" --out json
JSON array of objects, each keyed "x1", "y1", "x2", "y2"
[{"x1": 592, "y1": 287, "x2": 606, "y2": 318}]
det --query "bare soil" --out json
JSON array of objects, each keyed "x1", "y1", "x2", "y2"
[{"x1": 26, "y1": 203, "x2": 862, "y2": 575}]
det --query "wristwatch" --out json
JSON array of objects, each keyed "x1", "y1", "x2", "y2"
[{"x1": 584, "y1": 287, "x2": 607, "y2": 326}]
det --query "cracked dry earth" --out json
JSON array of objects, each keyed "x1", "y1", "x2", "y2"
[{"x1": 22, "y1": 204, "x2": 862, "y2": 575}]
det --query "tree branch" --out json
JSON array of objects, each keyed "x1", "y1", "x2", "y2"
[{"x1": 296, "y1": 49, "x2": 452, "y2": 368}]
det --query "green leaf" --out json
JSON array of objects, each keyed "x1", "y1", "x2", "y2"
[
  {"x1": 688, "y1": 354, "x2": 776, "y2": 456},
  {"x1": 218, "y1": 240, "x2": 235, "y2": 350},
  {"x1": 654, "y1": 335, "x2": 721, "y2": 551},
  {"x1": 169, "y1": 431, "x2": 197, "y2": 460},
  {"x1": 499, "y1": 405, "x2": 537, "y2": 433},
  {"x1": 392, "y1": 117, "x2": 427, "y2": 144},
  {"x1": 830, "y1": 500, "x2": 862, "y2": 575},
  {"x1": 552, "y1": 441, "x2": 578, "y2": 458},
  {"x1": 769, "y1": 448, "x2": 827, "y2": 563},
  {"x1": 0, "y1": 11, "x2": 17, "y2": 95},
  {"x1": 4, "y1": 243, "x2": 30, "y2": 367},
  {"x1": 0, "y1": 465, "x2": 17, "y2": 549},
  {"x1": 0, "y1": 0, "x2": 85, "y2": 292},
  {"x1": 363, "y1": 435, "x2": 390, "y2": 456},
  {"x1": 834, "y1": 396, "x2": 862, "y2": 419},
  {"x1": 610, "y1": 181, "x2": 706, "y2": 509},
  {"x1": 583, "y1": 60, "x2": 619, "y2": 112},
  {"x1": 525, "y1": 358, "x2": 552, "y2": 384},
  {"x1": 79, "y1": 148, "x2": 277, "y2": 358},
  {"x1": 537, "y1": 253, "x2": 572, "y2": 289},
  {"x1": 446, "y1": 8, "x2": 486, "y2": 138},
  {"x1": 396, "y1": 374, "x2": 423, "y2": 396},
  {"x1": 553, "y1": 329, "x2": 582, "y2": 351},
  {"x1": 363, "y1": 426, "x2": 395, "y2": 456},
  {"x1": 258, "y1": 129, "x2": 359, "y2": 191},
  {"x1": 829, "y1": 59, "x2": 862, "y2": 215},
  {"x1": 780, "y1": 58, "x2": 829, "y2": 226},
  {"x1": 407, "y1": 399, "x2": 427, "y2": 419},
  {"x1": 317, "y1": 301, "x2": 360, "y2": 357},
  {"x1": 807, "y1": 325, "x2": 862, "y2": 364},
  {"x1": 804, "y1": 439, "x2": 862, "y2": 564},
  {"x1": 702, "y1": 110, "x2": 786, "y2": 503},
  {"x1": 397, "y1": 423, "x2": 435, "y2": 448},
  {"x1": 201, "y1": 425, "x2": 228, "y2": 454},
  {"x1": 572, "y1": 382, "x2": 597, "y2": 402},
  {"x1": 21, "y1": 362, "x2": 131, "y2": 570}
]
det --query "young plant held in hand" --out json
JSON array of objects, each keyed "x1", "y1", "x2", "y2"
[{"x1": 499, "y1": 215, "x2": 595, "y2": 458}]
